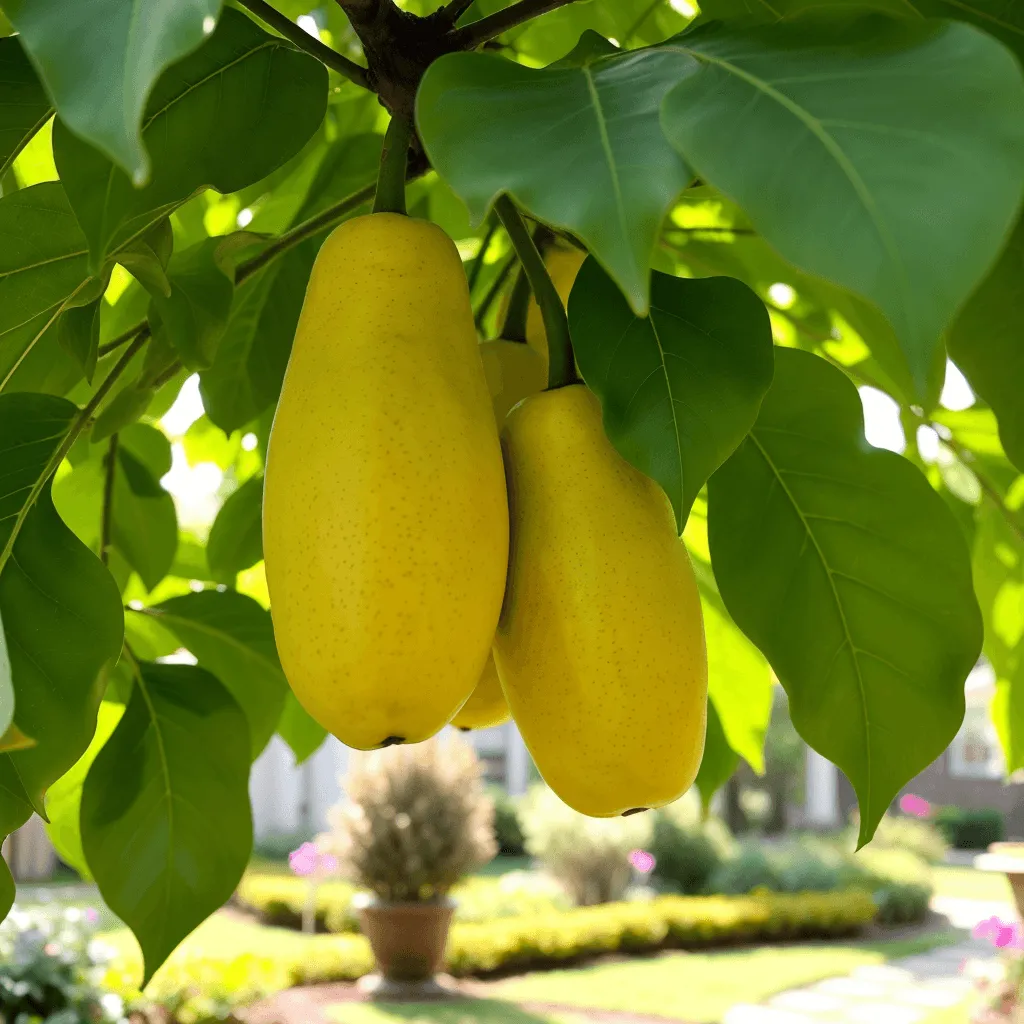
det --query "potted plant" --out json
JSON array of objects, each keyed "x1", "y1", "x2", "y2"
[{"x1": 325, "y1": 733, "x2": 496, "y2": 996}]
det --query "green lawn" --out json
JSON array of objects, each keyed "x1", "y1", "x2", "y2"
[
  {"x1": 932, "y1": 865, "x2": 1014, "y2": 904},
  {"x1": 326, "y1": 1002, "x2": 588, "y2": 1024}
]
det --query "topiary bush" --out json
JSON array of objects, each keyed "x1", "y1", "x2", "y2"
[
  {"x1": 934, "y1": 806, "x2": 1006, "y2": 850},
  {"x1": 520, "y1": 785, "x2": 652, "y2": 905},
  {"x1": 706, "y1": 842, "x2": 783, "y2": 895},
  {"x1": 853, "y1": 811, "x2": 949, "y2": 865},
  {"x1": 324, "y1": 734, "x2": 497, "y2": 903},
  {"x1": 489, "y1": 786, "x2": 527, "y2": 857}
]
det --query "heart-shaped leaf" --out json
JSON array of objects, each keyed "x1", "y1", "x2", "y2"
[
  {"x1": 0, "y1": 36, "x2": 52, "y2": 178},
  {"x1": 660, "y1": 17, "x2": 1024, "y2": 395},
  {"x1": 417, "y1": 49, "x2": 693, "y2": 314},
  {"x1": 708, "y1": 349, "x2": 982, "y2": 845},
  {"x1": 569, "y1": 258, "x2": 774, "y2": 524},
  {"x1": 207, "y1": 476, "x2": 264, "y2": 579}
]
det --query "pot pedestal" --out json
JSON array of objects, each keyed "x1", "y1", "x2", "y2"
[
  {"x1": 357, "y1": 897, "x2": 455, "y2": 996},
  {"x1": 975, "y1": 842, "x2": 1024, "y2": 918},
  {"x1": 356, "y1": 973, "x2": 460, "y2": 1000}
]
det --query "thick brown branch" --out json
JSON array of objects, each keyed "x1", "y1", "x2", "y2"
[{"x1": 451, "y1": 0, "x2": 582, "y2": 48}]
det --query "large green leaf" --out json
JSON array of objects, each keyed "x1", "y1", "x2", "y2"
[
  {"x1": 199, "y1": 247, "x2": 313, "y2": 432},
  {"x1": 947, "y1": 216, "x2": 1024, "y2": 473},
  {"x1": 45, "y1": 700, "x2": 124, "y2": 879},
  {"x1": 3, "y1": 0, "x2": 220, "y2": 184},
  {"x1": 138, "y1": 590, "x2": 288, "y2": 756},
  {"x1": 660, "y1": 17, "x2": 1024, "y2": 395},
  {"x1": 569, "y1": 258, "x2": 774, "y2": 524},
  {"x1": 973, "y1": 503, "x2": 1024, "y2": 771},
  {"x1": 0, "y1": 610, "x2": 11, "y2": 743},
  {"x1": 81, "y1": 661, "x2": 252, "y2": 982},
  {"x1": 277, "y1": 691, "x2": 327, "y2": 765},
  {"x1": 417, "y1": 48, "x2": 692, "y2": 314},
  {"x1": 0, "y1": 182, "x2": 90, "y2": 391},
  {"x1": 53, "y1": 8, "x2": 329, "y2": 270},
  {"x1": 113, "y1": 445, "x2": 178, "y2": 591},
  {"x1": 0, "y1": 392, "x2": 123, "y2": 914},
  {"x1": 207, "y1": 476, "x2": 264, "y2": 579},
  {"x1": 0, "y1": 37, "x2": 52, "y2": 179},
  {"x1": 707, "y1": 349, "x2": 982, "y2": 844}
]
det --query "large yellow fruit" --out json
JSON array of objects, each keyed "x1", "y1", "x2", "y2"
[
  {"x1": 524, "y1": 246, "x2": 586, "y2": 369},
  {"x1": 452, "y1": 656, "x2": 510, "y2": 730},
  {"x1": 264, "y1": 213, "x2": 509, "y2": 751},
  {"x1": 494, "y1": 385, "x2": 708, "y2": 816}
]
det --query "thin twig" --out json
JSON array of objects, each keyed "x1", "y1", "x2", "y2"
[
  {"x1": 467, "y1": 215, "x2": 500, "y2": 294},
  {"x1": 98, "y1": 321, "x2": 148, "y2": 359},
  {"x1": 237, "y1": 183, "x2": 377, "y2": 282},
  {"x1": 0, "y1": 329, "x2": 150, "y2": 575},
  {"x1": 442, "y1": 0, "x2": 478, "y2": 24},
  {"x1": 237, "y1": 0, "x2": 371, "y2": 89},
  {"x1": 451, "y1": 0, "x2": 582, "y2": 47},
  {"x1": 473, "y1": 253, "x2": 517, "y2": 329},
  {"x1": 100, "y1": 434, "x2": 118, "y2": 566}
]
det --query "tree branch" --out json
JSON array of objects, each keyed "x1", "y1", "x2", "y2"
[
  {"x1": 441, "y1": 0, "x2": 478, "y2": 25},
  {"x1": 98, "y1": 321, "x2": 149, "y2": 359},
  {"x1": 0, "y1": 329, "x2": 150, "y2": 575},
  {"x1": 100, "y1": 434, "x2": 118, "y2": 566},
  {"x1": 451, "y1": 0, "x2": 582, "y2": 47},
  {"x1": 237, "y1": 0, "x2": 371, "y2": 89}
]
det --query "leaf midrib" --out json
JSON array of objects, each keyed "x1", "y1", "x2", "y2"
[{"x1": 747, "y1": 429, "x2": 873, "y2": 828}]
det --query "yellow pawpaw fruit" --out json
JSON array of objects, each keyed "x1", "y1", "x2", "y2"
[
  {"x1": 494, "y1": 385, "x2": 708, "y2": 816},
  {"x1": 479, "y1": 339, "x2": 548, "y2": 423},
  {"x1": 264, "y1": 213, "x2": 509, "y2": 751},
  {"x1": 524, "y1": 246, "x2": 586, "y2": 370},
  {"x1": 452, "y1": 655, "x2": 510, "y2": 731}
]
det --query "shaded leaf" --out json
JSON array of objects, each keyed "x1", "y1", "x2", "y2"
[
  {"x1": 0, "y1": 36, "x2": 52, "y2": 179},
  {"x1": 112, "y1": 445, "x2": 178, "y2": 591},
  {"x1": 117, "y1": 218, "x2": 174, "y2": 298},
  {"x1": 417, "y1": 49, "x2": 692, "y2": 313},
  {"x1": 660, "y1": 17, "x2": 1024, "y2": 395},
  {"x1": 569, "y1": 258, "x2": 774, "y2": 523},
  {"x1": 57, "y1": 297, "x2": 101, "y2": 382},
  {"x1": 45, "y1": 700, "x2": 124, "y2": 880},
  {"x1": 0, "y1": 610, "x2": 11, "y2": 740},
  {"x1": 277, "y1": 691, "x2": 327, "y2": 765},
  {"x1": 0, "y1": 724, "x2": 34, "y2": 754},
  {"x1": 81, "y1": 661, "x2": 251, "y2": 983},
  {"x1": 708, "y1": 349, "x2": 982, "y2": 844},
  {"x1": 140, "y1": 590, "x2": 288, "y2": 756},
  {"x1": 207, "y1": 476, "x2": 264, "y2": 579},
  {"x1": 53, "y1": 8, "x2": 329, "y2": 269},
  {"x1": 695, "y1": 698, "x2": 739, "y2": 809}
]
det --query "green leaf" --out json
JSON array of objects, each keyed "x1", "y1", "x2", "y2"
[
  {"x1": 45, "y1": 700, "x2": 124, "y2": 880},
  {"x1": 113, "y1": 444, "x2": 178, "y2": 591},
  {"x1": 117, "y1": 218, "x2": 174, "y2": 299},
  {"x1": 57, "y1": 297, "x2": 101, "y2": 382},
  {"x1": 207, "y1": 476, "x2": 264, "y2": 579},
  {"x1": 81, "y1": 661, "x2": 252, "y2": 983},
  {"x1": 0, "y1": 36, "x2": 52, "y2": 179},
  {"x1": 0, "y1": 392, "x2": 123, "y2": 908},
  {"x1": 947, "y1": 216, "x2": 1024, "y2": 473},
  {"x1": 660, "y1": 17, "x2": 1024, "y2": 395},
  {"x1": 0, "y1": 182, "x2": 90, "y2": 390},
  {"x1": 292, "y1": 132, "x2": 381, "y2": 224},
  {"x1": 139, "y1": 590, "x2": 288, "y2": 756},
  {"x1": 53, "y1": 8, "x2": 329, "y2": 270},
  {"x1": 569, "y1": 258, "x2": 774, "y2": 524},
  {"x1": 3, "y1": 0, "x2": 220, "y2": 184},
  {"x1": 277, "y1": 691, "x2": 327, "y2": 765},
  {"x1": 149, "y1": 238, "x2": 235, "y2": 371},
  {"x1": 199, "y1": 247, "x2": 312, "y2": 432},
  {"x1": 707, "y1": 349, "x2": 982, "y2": 845},
  {"x1": 695, "y1": 698, "x2": 739, "y2": 809},
  {"x1": 973, "y1": 503, "x2": 1024, "y2": 771},
  {"x1": 417, "y1": 49, "x2": 692, "y2": 313}
]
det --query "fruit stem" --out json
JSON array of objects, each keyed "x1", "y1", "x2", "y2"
[
  {"x1": 500, "y1": 269, "x2": 531, "y2": 343},
  {"x1": 373, "y1": 115, "x2": 413, "y2": 216},
  {"x1": 495, "y1": 195, "x2": 576, "y2": 389}
]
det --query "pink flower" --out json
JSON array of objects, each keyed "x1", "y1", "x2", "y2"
[
  {"x1": 289, "y1": 842, "x2": 319, "y2": 878},
  {"x1": 899, "y1": 794, "x2": 931, "y2": 818},
  {"x1": 973, "y1": 916, "x2": 1024, "y2": 949},
  {"x1": 84, "y1": 908, "x2": 99, "y2": 924},
  {"x1": 629, "y1": 849, "x2": 656, "y2": 874}
]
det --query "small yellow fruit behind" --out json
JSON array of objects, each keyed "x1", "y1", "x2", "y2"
[
  {"x1": 452, "y1": 656, "x2": 509, "y2": 731},
  {"x1": 264, "y1": 213, "x2": 509, "y2": 751},
  {"x1": 494, "y1": 385, "x2": 708, "y2": 817},
  {"x1": 524, "y1": 246, "x2": 586, "y2": 371}
]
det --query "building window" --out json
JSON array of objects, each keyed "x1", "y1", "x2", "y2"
[{"x1": 948, "y1": 663, "x2": 1005, "y2": 780}]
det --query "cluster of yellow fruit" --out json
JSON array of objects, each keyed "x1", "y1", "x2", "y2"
[{"x1": 264, "y1": 213, "x2": 708, "y2": 818}]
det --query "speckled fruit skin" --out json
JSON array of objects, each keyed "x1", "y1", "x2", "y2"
[
  {"x1": 263, "y1": 213, "x2": 509, "y2": 751},
  {"x1": 452, "y1": 655, "x2": 510, "y2": 730},
  {"x1": 494, "y1": 385, "x2": 708, "y2": 817}
]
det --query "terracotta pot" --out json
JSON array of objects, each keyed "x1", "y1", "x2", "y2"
[{"x1": 357, "y1": 897, "x2": 455, "y2": 982}]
